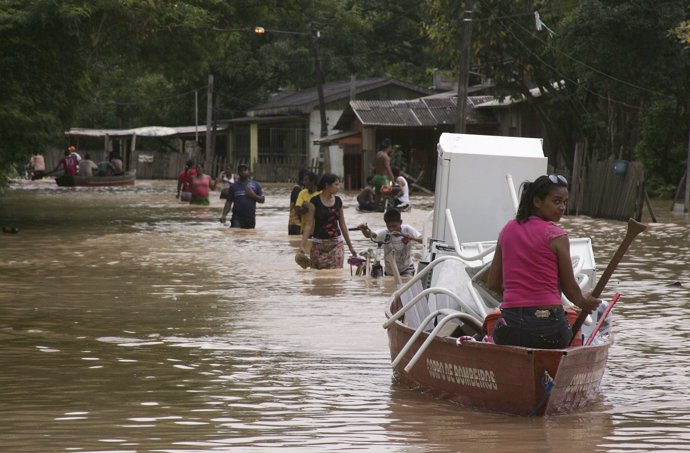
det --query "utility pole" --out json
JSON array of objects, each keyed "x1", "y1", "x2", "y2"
[
  {"x1": 686, "y1": 103, "x2": 690, "y2": 212},
  {"x1": 311, "y1": 22, "x2": 330, "y2": 174},
  {"x1": 205, "y1": 74, "x2": 214, "y2": 162},
  {"x1": 455, "y1": 0, "x2": 474, "y2": 133},
  {"x1": 253, "y1": 24, "x2": 329, "y2": 173}
]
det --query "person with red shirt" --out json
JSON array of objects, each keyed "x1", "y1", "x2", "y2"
[
  {"x1": 54, "y1": 148, "x2": 79, "y2": 176},
  {"x1": 176, "y1": 160, "x2": 196, "y2": 201}
]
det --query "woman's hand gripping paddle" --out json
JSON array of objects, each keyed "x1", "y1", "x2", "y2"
[
  {"x1": 569, "y1": 218, "x2": 647, "y2": 346},
  {"x1": 584, "y1": 293, "x2": 620, "y2": 346}
]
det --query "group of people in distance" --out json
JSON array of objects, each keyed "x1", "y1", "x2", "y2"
[
  {"x1": 176, "y1": 161, "x2": 265, "y2": 229},
  {"x1": 357, "y1": 166, "x2": 410, "y2": 212},
  {"x1": 356, "y1": 138, "x2": 411, "y2": 212},
  {"x1": 31, "y1": 146, "x2": 125, "y2": 179}
]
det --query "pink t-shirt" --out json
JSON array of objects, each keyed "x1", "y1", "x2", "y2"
[
  {"x1": 190, "y1": 174, "x2": 211, "y2": 198},
  {"x1": 498, "y1": 216, "x2": 566, "y2": 309}
]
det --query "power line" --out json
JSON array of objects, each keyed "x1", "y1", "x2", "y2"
[
  {"x1": 506, "y1": 17, "x2": 674, "y2": 100},
  {"x1": 499, "y1": 24, "x2": 635, "y2": 109},
  {"x1": 499, "y1": 23, "x2": 643, "y2": 111}
]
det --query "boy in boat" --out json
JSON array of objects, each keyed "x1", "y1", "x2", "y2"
[
  {"x1": 485, "y1": 174, "x2": 601, "y2": 349},
  {"x1": 110, "y1": 153, "x2": 124, "y2": 176},
  {"x1": 78, "y1": 153, "x2": 98, "y2": 177},
  {"x1": 53, "y1": 148, "x2": 79, "y2": 176},
  {"x1": 97, "y1": 160, "x2": 115, "y2": 177},
  {"x1": 356, "y1": 208, "x2": 422, "y2": 276}
]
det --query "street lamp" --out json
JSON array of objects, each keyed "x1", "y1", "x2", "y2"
[{"x1": 255, "y1": 24, "x2": 329, "y2": 171}]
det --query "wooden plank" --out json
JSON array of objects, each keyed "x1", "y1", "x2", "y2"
[
  {"x1": 644, "y1": 190, "x2": 657, "y2": 223},
  {"x1": 410, "y1": 181, "x2": 434, "y2": 195},
  {"x1": 401, "y1": 169, "x2": 433, "y2": 194}
]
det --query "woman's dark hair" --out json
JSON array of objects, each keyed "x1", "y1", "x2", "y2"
[
  {"x1": 515, "y1": 175, "x2": 568, "y2": 223},
  {"x1": 317, "y1": 173, "x2": 339, "y2": 190}
]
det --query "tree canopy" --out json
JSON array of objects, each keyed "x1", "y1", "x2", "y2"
[{"x1": 1, "y1": 0, "x2": 689, "y2": 195}]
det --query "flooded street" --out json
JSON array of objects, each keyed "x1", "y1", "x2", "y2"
[{"x1": 1, "y1": 179, "x2": 690, "y2": 452}]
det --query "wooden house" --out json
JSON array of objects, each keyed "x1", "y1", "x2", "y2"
[
  {"x1": 221, "y1": 77, "x2": 430, "y2": 181},
  {"x1": 318, "y1": 88, "x2": 552, "y2": 190}
]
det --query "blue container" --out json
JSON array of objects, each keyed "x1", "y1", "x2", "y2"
[{"x1": 613, "y1": 160, "x2": 628, "y2": 175}]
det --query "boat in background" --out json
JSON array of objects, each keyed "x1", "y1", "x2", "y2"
[
  {"x1": 56, "y1": 170, "x2": 136, "y2": 187},
  {"x1": 384, "y1": 133, "x2": 635, "y2": 416}
]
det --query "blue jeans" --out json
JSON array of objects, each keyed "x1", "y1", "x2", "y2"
[{"x1": 493, "y1": 306, "x2": 571, "y2": 349}]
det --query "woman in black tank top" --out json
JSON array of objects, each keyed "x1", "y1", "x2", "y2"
[{"x1": 298, "y1": 174, "x2": 358, "y2": 269}]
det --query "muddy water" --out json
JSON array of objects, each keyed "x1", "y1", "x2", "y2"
[{"x1": 0, "y1": 179, "x2": 689, "y2": 452}]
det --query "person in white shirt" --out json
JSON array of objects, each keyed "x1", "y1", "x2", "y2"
[
  {"x1": 30, "y1": 154, "x2": 45, "y2": 179},
  {"x1": 392, "y1": 166, "x2": 410, "y2": 210},
  {"x1": 78, "y1": 153, "x2": 98, "y2": 177},
  {"x1": 356, "y1": 208, "x2": 422, "y2": 276}
]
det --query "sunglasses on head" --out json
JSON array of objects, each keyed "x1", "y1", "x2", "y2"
[{"x1": 548, "y1": 174, "x2": 568, "y2": 185}]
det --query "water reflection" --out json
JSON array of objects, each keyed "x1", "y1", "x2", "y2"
[{"x1": 0, "y1": 181, "x2": 690, "y2": 451}]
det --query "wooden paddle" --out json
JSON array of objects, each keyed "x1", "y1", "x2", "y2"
[{"x1": 569, "y1": 218, "x2": 647, "y2": 345}]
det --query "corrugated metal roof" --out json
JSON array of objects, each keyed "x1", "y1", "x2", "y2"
[
  {"x1": 474, "y1": 82, "x2": 565, "y2": 108},
  {"x1": 67, "y1": 125, "x2": 227, "y2": 138},
  {"x1": 339, "y1": 96, "x2": 493, "y2": 128},
  {"x1": 248, "y1": 77, "x2": 430, "y2": 116}
]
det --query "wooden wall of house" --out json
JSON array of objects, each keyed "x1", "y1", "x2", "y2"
[{"x1": 574, "y1": 158, "x2": 645, "y2": 221}]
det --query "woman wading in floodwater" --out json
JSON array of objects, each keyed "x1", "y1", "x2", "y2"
[{"x1": 298, "y1": 173, "x2": 357, "y2": 269}]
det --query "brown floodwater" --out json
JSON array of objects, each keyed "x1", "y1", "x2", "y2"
[{"x1": 0, "y1": 179, "x2": 689, "y2": 453}]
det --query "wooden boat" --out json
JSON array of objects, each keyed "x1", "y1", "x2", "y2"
[
  {"x1": 56, "y1": 170, "x2": 136, "y2": 187},
  {"x1": 385, "y1": 286, "x2": 610, "y2": 416},
  {"x1": 382, "y1": 133, "x2": 636, "y2": 416}
]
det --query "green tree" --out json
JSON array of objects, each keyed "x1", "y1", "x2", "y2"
[
  {"x1": 0, "y1": 0, "x2": 88, "y2": 186},
  {"x1": 422, "y1": 0, "x2": 690, "y2": 190},
  {"x1": 0, "y1": 0, "x2": 247, "y2": 188}
]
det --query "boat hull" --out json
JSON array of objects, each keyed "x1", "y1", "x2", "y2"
[
  {"x1": 56, "y1": 171, "x2": 136, "y2": 187},
  {"x1": 386, "y1": 302, "x2": 610, "y2": 416}
]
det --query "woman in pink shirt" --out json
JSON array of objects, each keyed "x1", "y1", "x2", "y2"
[
  {"x1": 189, "y1": 163, "x2": 216, "y2": 205},
  {"x1": 486, "y1": 175, "x2": 600, "y2": 349}
]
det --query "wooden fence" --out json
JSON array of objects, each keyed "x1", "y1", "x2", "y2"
[{"x1": 575, "y1": 157, "x2": 645, "y2": 221}]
